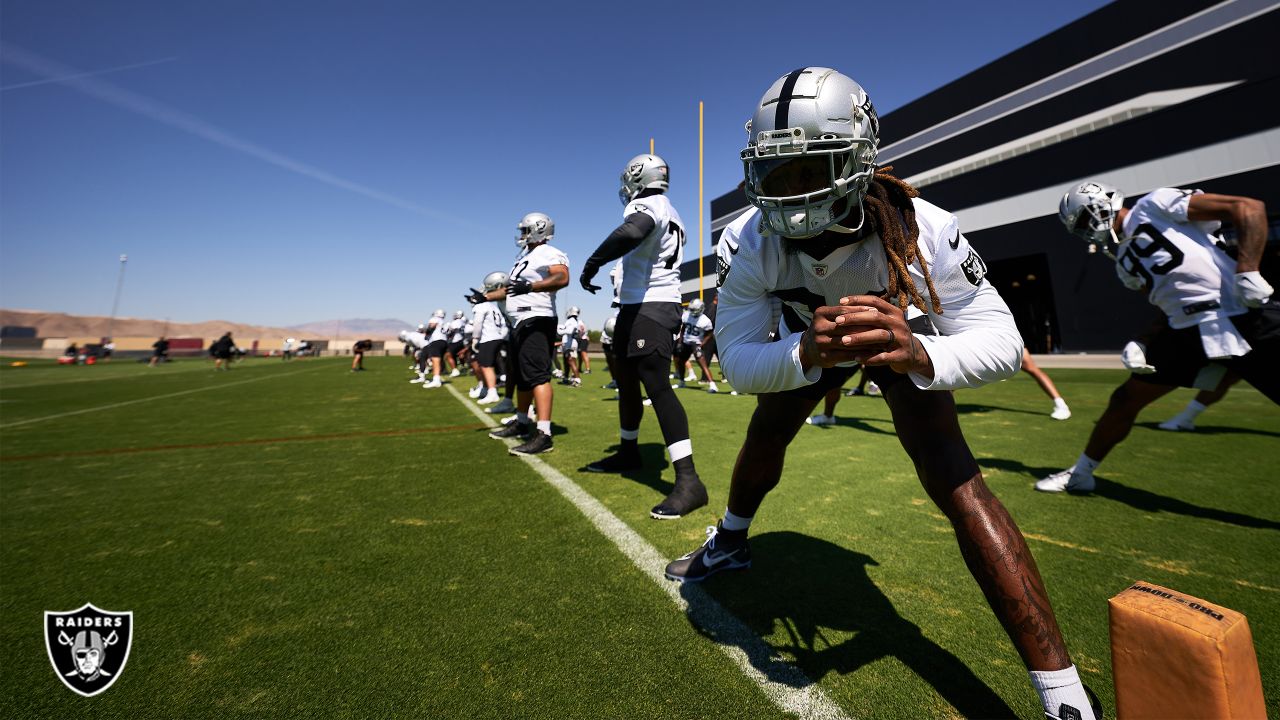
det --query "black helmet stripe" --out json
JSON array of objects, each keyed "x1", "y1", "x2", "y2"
[{"x1": 774, "y1": 68, "x2": 807, "y2": 130}]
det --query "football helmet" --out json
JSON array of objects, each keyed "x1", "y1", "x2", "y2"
[
  {"x1": 741, "y1": 67, "x2": 880, "y2": 238},
  {"x1": 417, "y1": 324, "x2": 427, "y2": 333},
  {"x1": 482, "y1": 271, "x2": 509, "y2": 292},
  {"x1": 1059, "y1": 181, "x2": 1125, "y2": 258},
  {"x1": 604, "y1": 316, "x2": 617, "y2": 335},
  {"x1": 688, "y1": 298, "x2": 705, "y2": 316},
  {"x1": 620, "y1": 154, "x2": 669, "y2": 205},
  {"x1": 453, "y1": 310, "x2": 465, "y2": 320},
  {"x1": 516, "y1": 212, "x2": 554, "y2": 248},
  {"x1": 567, "y1": 306, "x2": 581, "y2": 318},
  {"x1": 432, "y1": 309, "x2": 445, "y2": 319}
]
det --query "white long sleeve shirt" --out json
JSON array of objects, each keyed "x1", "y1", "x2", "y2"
[{"x1": 715, "y1": 199, "x2": 1023, "y2": 394}]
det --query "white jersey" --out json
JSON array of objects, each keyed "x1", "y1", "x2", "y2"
[
  {"x1": 463, "y1": 321, "x2": 474, "y2": 341},
  {"x1": 505, "y1": 243, "x2": 570, "y2": 325},
  {"x1": 558, "y1": 320, "x2": 580, "y2": 352},
  {"x1": 447, "y1": 318, "x2": 466, "y2": 343},
  {"x1": 402, "y1": 331, "x2": 429, "y2": 350},
  {"x1": 427, "y1": 320, "x2": 449, "y2": 344},
  {"x1": 610, "y1": 260, "x2": 624, "y2": 307},
  {"x1": 620, "y1": 194, "x2": 686, "y2": 304},
  {"x1": 472, "y1": 302, "x2": 508, "y2": 344},
  {"x1": 1118, "y1": 188, "x2": 1244, "y2": 330},
  {"x1": 679, "y1": 311, "x2": 714, "y2": 345},
  {"x1": 716, "y1": 199, "x2": 1023, "y2": 393}
]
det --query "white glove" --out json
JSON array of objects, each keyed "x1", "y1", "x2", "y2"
[
  {"x1": 1235, "y1": 271, "x2": 1274, "y2": 308},
  {"x1": 1121, "y1": 341, "x2": 1156, "y2": 374}
]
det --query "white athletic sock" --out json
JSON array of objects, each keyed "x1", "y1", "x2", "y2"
[
  {"x1": 721, "y1": 509, "x2": 752, "y2": 532},
  {"x1": 516, "y1": 412, "x2": 530, "y2": 424},
  {"x1": 619, "y1": 428, "x2": 639, "y2": 441},
  {"x1": 1182, "y1": 399, "x2": 1208, "y2": 419},
  {"x1": 667, "y1": 439, "x2": 692, "y2": 462},
  {"x1": 1029, "y1": 665, "x2": 1095, "y2": 720},
  {"x1": 536, "y1": 420, "x2": 551, "y2": 436},
  {"x1": 1053, "y1": 397, "x2": 1069, "y2": 410},
  {"x1": 1073, "y1": 453, "x2": 1099, "y2": 475}
]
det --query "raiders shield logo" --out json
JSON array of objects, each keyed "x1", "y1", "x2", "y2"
[
  {"x1": 811, "y1": 263, "x2": 827, "y2": 278},
  {"x1": 960, "y1": 249, "x2": 988, "y2": 286},
  {"x1": 636, "y1": 338, "x2": 645, "y2": 349},
  {"x1": 45, "y1": 603, "x2": 133, "y2": 697}
]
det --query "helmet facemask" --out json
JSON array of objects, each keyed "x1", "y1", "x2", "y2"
[{"x1": 516, "y1": 213, "x2": 554, "y2": 248}]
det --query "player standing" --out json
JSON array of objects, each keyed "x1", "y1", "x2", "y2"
[
  {"x1": 664, "y1": 68, "x2": 1099, "y2": 720},
  {"x1": 580, "y1": 153, "x2": 708, "y2": 520},
  {"x1": 673, "y1": 298, "x2": 718, "y2": 393},
  {"x1": 476, "y1": 212, "x2": 569, "y2": 456},
  {"x1": 468, "y1": 271, "x2": 510, "y2": 405},
  {"x1": 1039, "y1": 182, "x2": 1276, "y2": 492}
]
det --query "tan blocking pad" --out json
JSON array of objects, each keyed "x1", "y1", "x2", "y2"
[{"x1": 1109, "y1": 582, "x2": 1266, "y2": 719}]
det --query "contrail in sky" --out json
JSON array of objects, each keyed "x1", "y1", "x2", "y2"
[
  {"x1": 0, "y1": 56, "x2": 178, "y2": 91},
  {"x1": 0, "y1": 43, "x2": 470, "y2": 227}
]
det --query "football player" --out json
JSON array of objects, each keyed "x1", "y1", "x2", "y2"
[
  {"x1": 474, "y1": 212, "x2": 569, "y2": 455},
  {"x1": 351, "y1": 338, "x2": 372, "y2": 372},
  {"x1": 446, "y1": 310, "x2": 467, "y2": 377},
  {"x1": 579, "y1": 153, "x2": 708, "y2": 520},
  {"x1": 673, "y1": 298, "x2": 718, "y2": 393},
  {"x1": 421, "y1": 310, "x2": 450, "y2": 388},
  {"x1": 467, "y1": 271, "x2": 510, "y2": 404},
  {"x1": 664, "y1": 68, "x2": 1099, "y2": 720},
  {"x1": 1040, "y1": 182, "x2": 1276, "y2": 493},
  {"x1": 600, "y1": 314, "x2": 619, "y2": 389},
  {"x1": 400, "y1": 328, "x2": 430, "y2": 382},
  {"x1": 558, "y1": 307, "x2": 583, "y2": 387}
]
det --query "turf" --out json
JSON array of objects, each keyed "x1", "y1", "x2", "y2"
[{"x1": 2, "y1": 355, "x2": 1277, "y2": 718}]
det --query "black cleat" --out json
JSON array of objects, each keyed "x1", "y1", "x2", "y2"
[
  {"x1": 650, "y1": 475, "x2": 708, "y2": 520},
  {"x1": 510, "y1": 432, "x2": 553, "y2": 456},
  {"x1": 665, "y1": 523, "x2": 751, "y2": 582},
  {"x1": 585, "y1": 450, "x2": 643, "y2": 473},
  {"x1": 1046, "y1": 684, "x2": 1104, "y2": 720},
  {"x1": 489, "y1": 422, "x2": 531, "y2": 440}
]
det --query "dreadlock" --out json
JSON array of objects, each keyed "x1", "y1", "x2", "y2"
[{"x1": 863, "y1": 166, "x2": 943, "y2": 315}]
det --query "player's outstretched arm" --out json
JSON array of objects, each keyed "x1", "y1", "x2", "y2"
[{"x1": 1187, "y1": 193, "x2": 1268, "y2": 272}]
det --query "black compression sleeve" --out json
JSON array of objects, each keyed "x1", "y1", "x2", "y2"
[{"x1": 583, "y1": 213, "x2": 656, "y2": 275}]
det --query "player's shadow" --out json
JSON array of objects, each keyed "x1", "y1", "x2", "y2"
[
  {"x1": 1132, "y1": 421, "x2": 1280, "y2": 438},
  {"x1": 977, "y1": 457, "x2": 1280, "y2": 531},
  {"x1": 955, "y1": 402, "x2": 1049, "y2": 418},
  {"x1": 471, "y1": 422, "x2": 571, "y2": 437},
  {"x1": 680, "y1": 531, "x2": 1020, "y2": 719},
  {"x1": 825, "y1": 416, "x2": 897, "y2": 435},
  {"x1": 577, "y1": 442, "x2": 672, "y2": 495}
]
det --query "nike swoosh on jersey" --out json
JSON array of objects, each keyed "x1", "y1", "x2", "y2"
[{"x1": 949, "y1": 230, "x2": 961, "y2": 250}]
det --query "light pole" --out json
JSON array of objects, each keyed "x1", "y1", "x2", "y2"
[{"x1": 107, "y1": 254, "x2": 127, "y2": 341}]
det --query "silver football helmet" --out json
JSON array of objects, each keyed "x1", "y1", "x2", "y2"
[
  {"x1": 432, "y1": 309, "x2": 445, "y2": 319},
  {"x1": 741, "y1": 67, "x2": 880, "y2": 238},
  {"x1": 567, "y1": 306, "x2": 581, "y2": 318},
  {"x1": 482, "y1": 271, "x2": 509, "y2": 292},
  {"x1": 1059, "y1": 181, "x2": 1125, "y2": 258},
  {"x1": 516, "y1": 212, "x2": 554, "y2": 248},
  {"x1": 619, "y1": 154, "x2": 669, "y2": 205},
  {"x1": 687, "y1": 298, "x2": 705, "y2": 316},
  {"x1": 604, "y1": 316, "x2": 617, "y2": 335},
  {"x1": 453, "y1": 310, "x2": 465, "y2": 320}
]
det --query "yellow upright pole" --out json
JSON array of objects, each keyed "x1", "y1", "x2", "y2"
[
  {"x1": 649, "y1": 137, "x2": 654, "y2": 154},
  {"x1": 698, "y1": 101, "x2": 704, "y2": 301}
]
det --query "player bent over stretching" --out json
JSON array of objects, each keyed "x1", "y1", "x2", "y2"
[{"x1": 664, "y1": 68, "x2": 1099, "y2": 720}]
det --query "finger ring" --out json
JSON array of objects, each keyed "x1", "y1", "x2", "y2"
[{"x1": 885, "y1": 330, "x2": 895, "y2": 347}]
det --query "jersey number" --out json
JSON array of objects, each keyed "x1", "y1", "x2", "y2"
[
  {"x1": 1118, "y1": 222, "x2": 1185, "y2": 287},
  {"x1": 512, "y1": 260, "x2": 530, "y2": 280},
  {"x1": 662, "y1": 221, "x2": 685, "y2": 269}
]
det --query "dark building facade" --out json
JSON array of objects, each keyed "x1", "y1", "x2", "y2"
[{"x1": 688, "y1": 0, "x2": 1280, "y2": 351}]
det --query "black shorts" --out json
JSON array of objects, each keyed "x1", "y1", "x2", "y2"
[
  {"x1": 578, "y1": 338, "x2": 590, "y2": 353},
  {"x1": 1131, "y1": 322, "x2": 1226, "y2": 390},
  {"x1": 674, "y1": 341, "x2": 702, "y2": 361},
  {"x1": 601, "y1": 341, "x2": 613, "y2": 355},
  {"x1": 448, "y1": 341, "x2": 465, "y2": 358},
  {"x1": 476, "y1": 339, "x2": 503, "y2": 367},
  {"x1": 426, "y1": 340, "x2": 448, "y2": 359},
  {"x1": 613, "y1": 302, "x2": 680, "y2": 360},
  {"x1": 512, "y1": 316, "x2": 557, "y2": 391},
  {"x1": 779, "y1": 315, "x2": 935, "y2": 400}
]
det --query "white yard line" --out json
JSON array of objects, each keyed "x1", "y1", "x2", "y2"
[
  {"x1": 445, "y1": 384, "x2": 852, "y2": 720},
  {"x1": 0, "y1": 365, "x2": 326, "y2": 429}
]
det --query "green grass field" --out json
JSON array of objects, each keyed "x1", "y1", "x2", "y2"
[{"x1": 2, "y1": 355, "x2": 1277, "y2": 718}]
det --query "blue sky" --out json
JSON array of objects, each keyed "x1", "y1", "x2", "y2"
[{"x1": 1, "y1": 0, "x2": 1110, "y2": 330}]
